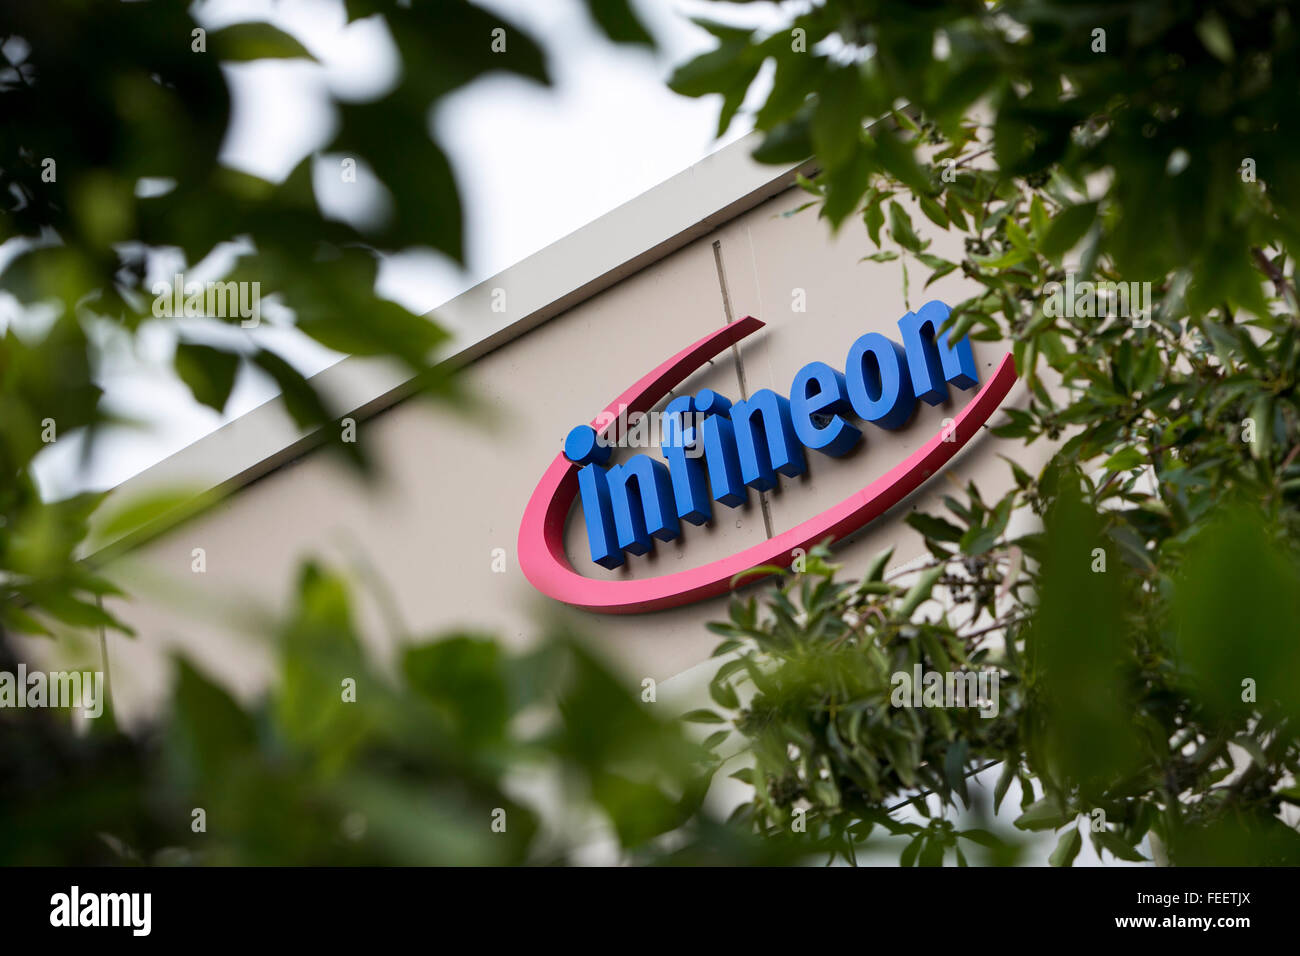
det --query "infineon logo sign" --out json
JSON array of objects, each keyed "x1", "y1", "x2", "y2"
[{"x1": 518, "y1": 300, "x2": 1018, "y2": 614}]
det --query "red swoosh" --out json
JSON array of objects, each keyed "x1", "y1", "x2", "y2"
[{"x1": 518, "y1": 316, "x2": 1017, "y2": 613}]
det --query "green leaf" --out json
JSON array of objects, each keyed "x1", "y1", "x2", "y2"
[
  {"x1": 1195, "y1": 13, "x2": 1234, "y2": 62},
  {"x1": 960, "y1": 495, "x2": 1012, "y2": 556},
  {"x1": 1103, "y1": 447, "x2": 1146, "y2": 473},
  {"x1": 896, "y1": 565, "x2": 943, "y2": 620},
  {"x1": 900, "y1": 833, "x2": 924, "y2": 867},
  {"x1": 175, "y1": 342, "x2": 240, "y2": 413},
  {"x1": 1040, "y1": 202, "x2": 1098, "y2": 262},
  {"x1": 1049, "y1": 827, "x2": 1083, "y2": 867},
  {"x1": 888, "y1": 200, "x2": 924, "y2": 253},
  {"x1": 906, "y1": 511, "x2": 964, "y2": 542},
  {"x1": 752, "y1": 115, "x2": 813, "y2": 164},
  {"x1": 999, "y1": 454, "x2": 1034, "y2": 491},
  {"x1": 918, "y1": 837, "x2": 944, "y2": 867},
  {"x1": 924, "y1": 260, "x2": 960, "y2": 288},
  {"x1": 251, "y1": 348, "x2": 330, "y2": 429},
  {"x1": 0, "y1": 605, "x2": 54, "y2": 638},
  {"x1": 864, "y1": 545, "x2": 894, "y2": 583},
  {"x1": 1029, "y1": 195, "x2": 1049, "y2": 240},
  {"x1": 708, "y1": 678, "x2": 740, "y2": 710},
  {"x1": 167, "y1": 659, "x2": 258, "y2": 786},
  {"x1": 958, "y1": 828, "x2": 1003, "y2": 849},
  {"x1": 209, "y1": 22, "x2": 317, "y2": 61},
  {"x1": 864, "y1": 199, "x2": 886, "y2": 247},
  {"x1": 1095, "y1": 829, "x2": 1148, "y2": 862},
  {"x1": 811, "y1": 67, "x2": 863, "y2": 168},
  {"x1": 944, "y1": 739, "x2": 971, "y2": 807},
  {"x1": 1004, "y1": 218, "x2": 1031, "y2": 252},
  {"x1": 993, "y1": 760, "x2": 1016, "y2": 813},
  {"x1": 918, "y1": 193, "x2": 949, "y2": 230},
  {"x1": 92, "y1": 486, "x2": 212, "y2": 545},
  {"x1": 404, "y1": 636, "x2": 509, "y2": 746},
  {"x1": 701, "y1": 729, "x2": 731, "y2": 751},
  {"x1": 586, "y1": 0, "x2": 654, "y2": 46},
  {"x1": 1230, "y1": 735, "x2": 1269, "y2": 768},
  {"x1": 1014, "y1": 796, "x2": 1068, "y2": 831},
  {"x1": 669, "y1": 37, "x2": 750, "y2": 97},
  {"x1": 872, "y1": 123, "x2": 932, "y2": 196},
  {"x1": 730, "y1": 564, "x2": 787, "y2": 585},
  {"x1": 334, "y1": 95, "x2": 466, "y2": 261}
]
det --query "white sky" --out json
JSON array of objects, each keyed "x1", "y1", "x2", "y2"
[{"x1": 31, "y1": 0, "x2": 785, "y2": 499}]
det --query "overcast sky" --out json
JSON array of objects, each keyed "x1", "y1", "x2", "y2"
[{"x1": 31, "y1": 0, "x2": 785, "y2": 499}]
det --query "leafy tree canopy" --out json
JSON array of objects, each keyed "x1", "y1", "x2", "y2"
[
  {"x1": 4, "y1": 0, "x2": 1300, "y2": 865},
  {"x1": 671, "y1": 0, "x2": 1300, "y2": 865},
  {"x1": 0, "y1": 0, "x2": 647, "y2": 634}
]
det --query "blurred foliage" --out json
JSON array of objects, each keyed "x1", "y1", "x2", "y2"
[
  {"x1": 0, "y1": 0, "x2": 647, "y2": 640},
  {"x1": 6, "y1": 0, "x2": 1300, "y2": 867},
  {"x1": 671, "y1": 0, "x2": 1299, "y2": 303},
  {"x1": 695, "y1": 543, "x2": 1028, "y2": 866},
  {"x1": 2, "y1": 560, "x2": 781, "y2": 865},
  {"x1": 0, "y1": 0, "x2": 784, "y2": 866},
  {"x1": 702, "y1": 488, "x2": 1300, "y2": 866},
  {"x1": 676, "y1": 0, "x2": 1300, "y2": 864}
]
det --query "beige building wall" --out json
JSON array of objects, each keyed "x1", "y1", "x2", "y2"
[{"x1": 56, "y1": 138, "x2": 1051, "y2": 727}]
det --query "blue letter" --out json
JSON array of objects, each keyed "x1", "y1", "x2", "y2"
[
  {"x1": 576, "y1": 464, "x2": 623, "y2": 569},
  {"x1": 695, "y1": 388, "x2": 747, "y2": 508},
  {"x1": 606, "y1": 455, "x2": 680, "y2": 556},
  {"x1": 730, "y1": 389, "x2": 806, "y2": 492},
  {"x1": 564, "y1": 423, "x2": 613, "y2": 466},
  {"x1": 661, "y1": 395, "x2": 711, "y2": 525},
  {"x1": 897, "y1": 300, "x2": 978, "y2": 405},
  {"x1": 566, "y1": 425, "x2": 621, "y2": 567},
  {"x1": 790, "y1": 361, "x2": 861, "y2": 456},
  {"x1": 845, "y1": 332, "x2": 915, "y2": 430}
]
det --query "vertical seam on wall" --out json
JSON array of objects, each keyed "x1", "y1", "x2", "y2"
[
  {"x1": 711, "y1": 239, "x2": 775, "y2": 540},
  {"x1": 744, "y1": 224, "x2": 774, "y2": 388}
]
